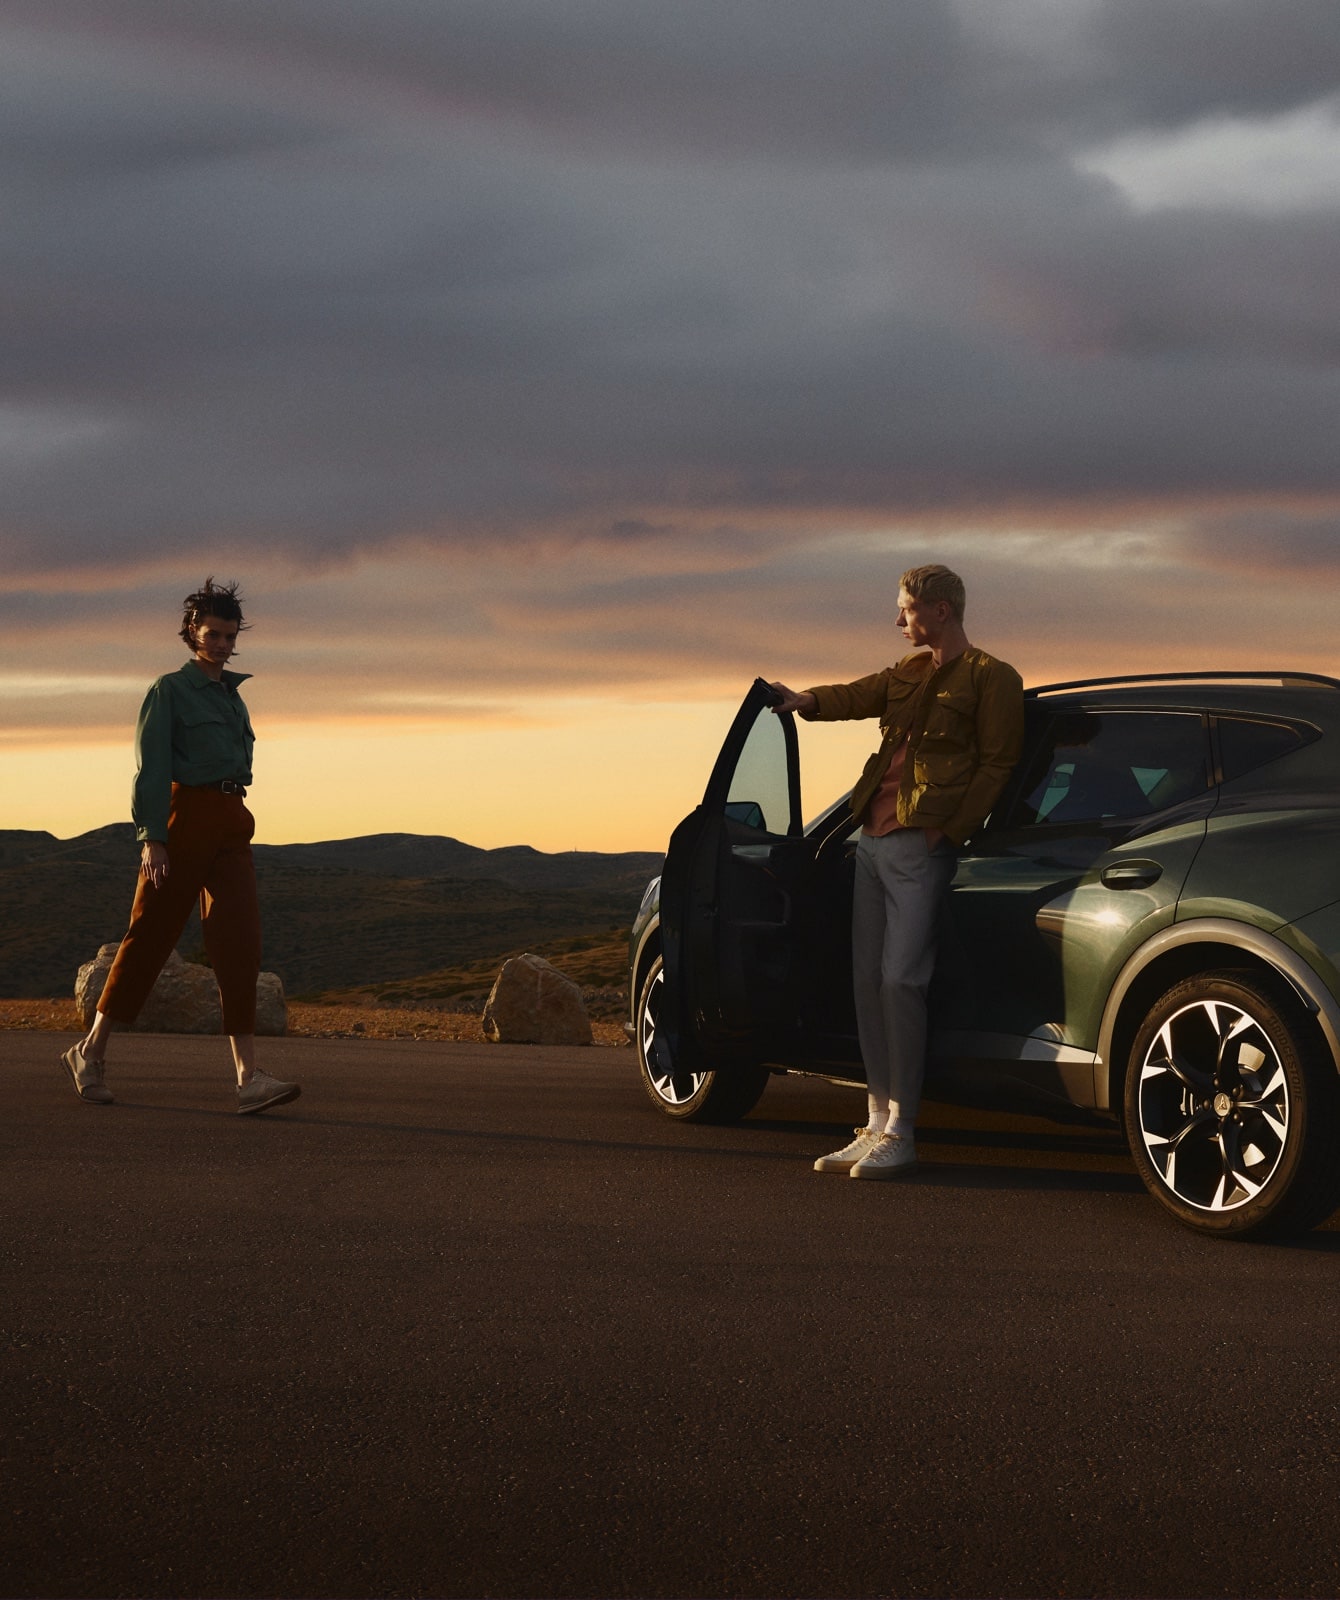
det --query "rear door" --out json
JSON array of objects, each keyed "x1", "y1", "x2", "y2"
[
  {"x1": 937, "y1": 703, "x2": 1215, "y2": 1106},
  {"x1": 658, "y1": 680, "x2": 807, "y2": 1066}
]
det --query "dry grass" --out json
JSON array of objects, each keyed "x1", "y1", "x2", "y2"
[
  {"x1": 0, "y1": 1000, "x2": 83, "y2": 1032},
  {"x1": 0, "y1": 997, "x2": 630, "y2": 1047},
  {"x1": 309, "y1": 931, "x2": 632, "y2": 1020},
  {"x1": 286, "y1": 1002, "x2": 630, "y2": 1046}
]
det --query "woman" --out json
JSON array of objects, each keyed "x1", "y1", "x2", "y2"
[{"x1": 62, "y1": 579, "x2": 300, "y2": 1115}]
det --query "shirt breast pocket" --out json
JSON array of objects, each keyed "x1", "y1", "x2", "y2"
[
  {"x1": 180, "y1": 699, "x2": 231, "y2": 728},
  {"x1": 175, "y1": 699, "x2": 236, "y2": 761}
]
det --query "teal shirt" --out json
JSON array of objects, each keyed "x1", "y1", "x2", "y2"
[{"x1": 132, "y1": 661, "x2": 256, "y2": 843}]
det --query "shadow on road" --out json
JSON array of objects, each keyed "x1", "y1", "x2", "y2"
[
  {"x1": 911, "y1": 1162, "x2": 1143, "y2": 1194},
  {"x1": 1244, "y1": 1226, "x2": 1340, "y2": 1253},
  {"x1": 749, "y1": 1114, "x2": 1126, "y2": 1156},
  {"x1": 76, "y1": 1090, "x2": 1340, "y2": 1212},
  {"x1": 108, "y1": 1102, "x2": 1142, "y2": 1193}
]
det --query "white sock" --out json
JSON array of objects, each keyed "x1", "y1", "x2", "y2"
[{"x1": 884, "y1": 1115, "x2": 915, "y2": 1140}]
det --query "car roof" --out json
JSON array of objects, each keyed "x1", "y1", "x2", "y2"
[{"x1": 1028, "y1": 671, "x2": 1340, "y2": 725}]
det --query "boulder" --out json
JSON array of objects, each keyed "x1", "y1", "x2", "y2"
[
  {"x1": 482, "y1": 953, "x2": 592, "y2": 1046},
  {"x1": 75, "y1": 944, "x2": 288, "y2": 1036},
  {"x1": 254, "y1": 970, "x2": 287, "y2": 1037}
]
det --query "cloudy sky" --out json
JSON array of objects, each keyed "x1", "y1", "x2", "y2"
[{"x1": 4, "y1": 0, "x2": 1340, "y2": 850}]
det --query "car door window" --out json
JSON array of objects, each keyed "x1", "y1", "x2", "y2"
[
  {"x1": 1004, "y1": 710, "x2": 1210, "y2": 829},
  {"x1": 724, "y1": 706, "x2": 800, "y2": 835}
]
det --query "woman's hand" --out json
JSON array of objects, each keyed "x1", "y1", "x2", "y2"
[{"x1": 140, "y1": 841, "x2": 170, "y2": 889}]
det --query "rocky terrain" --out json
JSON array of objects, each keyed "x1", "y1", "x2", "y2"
[{"x1": 0, "y1": 825, "x2": 661, "y2": 1003}]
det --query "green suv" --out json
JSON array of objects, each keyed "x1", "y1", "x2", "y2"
[{"x1": 627, "y1": 673, "x2": 1340, "y2": 1239}]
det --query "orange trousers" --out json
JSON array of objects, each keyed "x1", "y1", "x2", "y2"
[{"x1": 99, "y1": 784, "x2": 262, "y2": 1035}]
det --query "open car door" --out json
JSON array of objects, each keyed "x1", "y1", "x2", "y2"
[{"x1": 656, "y1": 679, "x2": 806, "y2": 1078}]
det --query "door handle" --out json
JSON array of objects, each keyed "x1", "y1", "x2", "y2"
[
  {"x1": 1101, "y1": 861, "x2": 1162, "y2": 890},
  {"x1": 731, "y1": 844, "x2": 781, "y2": 866}
]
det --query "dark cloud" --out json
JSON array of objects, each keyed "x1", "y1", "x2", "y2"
[
  {"x1": 1091, "y1": 0, "x2": 1340, "y2": 126},
  {"x1": 18, "y1": 1, "x2": 1340, "y2": 159},
  {"x1": 1, "y1": 0, "x2": 1339, "y2": 592}
]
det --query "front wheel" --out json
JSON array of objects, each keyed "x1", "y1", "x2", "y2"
[
  {"x1": 634, "y1": 953, "x2": 771, "y2": 1123},
  {"x1": 1124, "y1": 968, "x2": 1340, "y2": 1238}
]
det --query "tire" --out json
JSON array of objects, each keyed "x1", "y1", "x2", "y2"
[
  {"x1": 634, "y1": 953, "x2": 771, "y2": 1123},
  {"x1": 1124, "y1": 968, "x2": 1340, "y2": 1239}
]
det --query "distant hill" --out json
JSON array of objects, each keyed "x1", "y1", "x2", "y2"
[
  {"x1": 0, "y1": 825, "x2": 663, "y2": 999},
  {"x1": 249, "y1": 833, "x2": 658, "y2": 894}
]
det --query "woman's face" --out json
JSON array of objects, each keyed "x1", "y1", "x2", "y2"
[{"x1": 189, "y1": 614, "x2": 239, "y2": 668}]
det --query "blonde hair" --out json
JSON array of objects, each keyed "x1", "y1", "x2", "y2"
[{"x1": 900, "y1": 563, "x2": 965, "y2": 622}]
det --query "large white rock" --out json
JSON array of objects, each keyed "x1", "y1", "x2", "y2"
[
  {"x1": 75, "y1": 943, "x2": 287, "y2": 1036},
  {"x1": 482, "y1": 952, "x2": 592, "y2": 1046}
]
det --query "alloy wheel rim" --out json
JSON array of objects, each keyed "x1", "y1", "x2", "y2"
[
  {"x1": 1136, "y1": 999, "x2": 1290, "y2": 1212},
  {"x1": 641, "y1": 967, "x2": 707, "y2": 1105}
]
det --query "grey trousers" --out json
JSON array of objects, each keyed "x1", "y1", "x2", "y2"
[{"x1": 851, "y1": 828, "x2": 957, "y2": 1123}]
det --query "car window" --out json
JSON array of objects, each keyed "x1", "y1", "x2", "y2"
[
  {"x1": 1217, "y1": 716, "x2": 1315, "y2": 783},
  {"x1": 725, "y1": 706, "x2": 795, "y2": 834},
  {"x1": 1004, "y1": 710, "x2": 1209, "y2": 828}
]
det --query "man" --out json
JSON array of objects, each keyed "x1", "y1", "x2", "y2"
[
  {"x1": 769, "y1": 564, "x2": 1023, "y2": 1178},
  {"x1": 61, "y1": 578, "x2": 300, "y2": 1115}
]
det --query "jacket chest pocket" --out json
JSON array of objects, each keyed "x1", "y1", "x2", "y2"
[
  {"x1": 881, "y1": 678, "x2": 923, "y2": 728},
  {"x1": 924, "y1": 687, "x2": 976, "y2": 741}
]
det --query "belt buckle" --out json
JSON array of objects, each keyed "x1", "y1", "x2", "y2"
[{"x1": 220, "y1": 780, "x2": 246, "y2": 796}]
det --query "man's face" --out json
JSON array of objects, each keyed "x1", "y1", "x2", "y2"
[
  {"x1": 895, "y1": 587, "x2": 945, "y2": 647},
  {"x1": 190, "y1": 615, "x2": 239, "y2": 666}
]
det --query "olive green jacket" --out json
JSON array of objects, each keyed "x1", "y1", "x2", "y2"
[
  {"x1": 132, "y1": 661, "x2": 256, "y2": 843},
  {"x1": 804, "y1": 647, "x2": 1025, "y2": 846}
]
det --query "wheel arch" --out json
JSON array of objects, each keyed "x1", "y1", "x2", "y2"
[
  {"x1": 1097, "y1": 918, "x2": 1340, "y2": 1115},
  {"x1": 630, "y1": 916, "x2": 661, "y2": 1021},
  {"x1": 636, "y1": 921, "x2": 665, "y2": 992}
]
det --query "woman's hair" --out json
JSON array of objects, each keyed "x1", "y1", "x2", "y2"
[{"x1": 180, "y1": 577, "x2": 249, "y2": 648}]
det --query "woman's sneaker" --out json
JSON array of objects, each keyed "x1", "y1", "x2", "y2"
[
  {"x1": 60, "y1": 1043, "x2": 114, "y2": 1105},
  {"x1": 850, "y1": 1132, "x2": 917, "y2": 1179},
  {"x1": 813, "y1": 1126, "x2": 882, "y2": 1173},
  {"x1": 237, "y1": 1070, "x2": 301, "y2": 1115}
]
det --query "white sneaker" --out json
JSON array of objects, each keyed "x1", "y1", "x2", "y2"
[
  {"x1": 813, "y1": 1126, "x2": 882, "y2": 1173},
  {"x1": 850, "y1": 1132, "x2": 918, "y2": 1179},
  {"x1": 237, "y1": 1070, "x2": 301, "y2": 1115},
  {"x1": 61, "y1": 1043, "x2": 114, "y2": 1105}
]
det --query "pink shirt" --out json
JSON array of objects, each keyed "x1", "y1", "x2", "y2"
[{"x1": 862, "y1": 735, "x2": 909, "y2": 837}]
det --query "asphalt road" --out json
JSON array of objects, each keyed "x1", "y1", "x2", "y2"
[{"x1": 4, "y1": 1031, "x2": 1340, "y2": 1600}]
